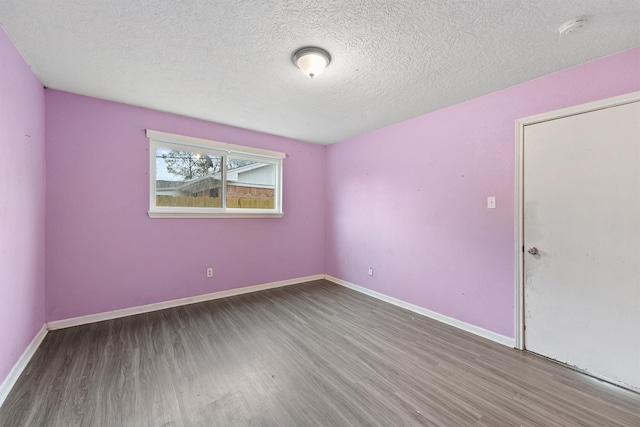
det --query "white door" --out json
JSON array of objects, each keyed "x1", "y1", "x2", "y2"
[{"x1": 523, "y1": 99, "x2": 640, "y2": 391}]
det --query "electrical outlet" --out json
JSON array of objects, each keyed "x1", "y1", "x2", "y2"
[
  {"x1": 368, "y1": 266, "x2": 374, "y2": 276},
  {"x1": 206, "y1": 268, "x2": 213, "y2": 278}
]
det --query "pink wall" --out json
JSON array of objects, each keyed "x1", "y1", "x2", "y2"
[
  {"x1": 326, "y1": 47, "x2": 640, "y2": 338},
  {"x1": 0, "y1": 28, "x2": 46, "y2": 384},
  {"x1": 45, "y1": 91, "x2": 326, "y2": 321}
]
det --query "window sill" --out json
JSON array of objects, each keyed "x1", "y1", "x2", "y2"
[{"x1": 148, "y1": 210, "x2": 284, "y2": 219}]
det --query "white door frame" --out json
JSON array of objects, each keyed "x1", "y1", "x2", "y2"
[{"x1": 514, "y1": 90, "x2": 640, "y2": 350}]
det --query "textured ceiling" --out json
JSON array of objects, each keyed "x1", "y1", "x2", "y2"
[{"x1": 1, "y1": 1, "x2": 639, "y2": 144}]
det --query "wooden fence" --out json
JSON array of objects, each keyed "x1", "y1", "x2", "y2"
[{"x1": 156, "y1": 196, "x2": 274, "y2": 209}]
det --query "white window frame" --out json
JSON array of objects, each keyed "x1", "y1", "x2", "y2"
[{"x1": 147, "y1": 130, "x2": 284, "y2": 218}]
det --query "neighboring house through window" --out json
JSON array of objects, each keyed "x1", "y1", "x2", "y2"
[{"x1": 147, "y1": 130, "x2": 284, "y2": 218}]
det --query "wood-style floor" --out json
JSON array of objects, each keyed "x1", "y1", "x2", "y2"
[{"x1": 1, "y1": 280, "x2": 638, "y2": 426}]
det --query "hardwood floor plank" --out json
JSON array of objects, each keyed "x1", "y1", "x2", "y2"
[{"x1": 1, "y1": 279, "x2": 639, "y2": 426}]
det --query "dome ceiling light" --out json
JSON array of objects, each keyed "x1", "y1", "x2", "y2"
[{"x1": 292, "y1": 47, "x2": 331, "y2": 78}]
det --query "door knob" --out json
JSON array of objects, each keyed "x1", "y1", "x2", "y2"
[{"x1": 527, "y1": 246, "x2": 539, "y2": 255}]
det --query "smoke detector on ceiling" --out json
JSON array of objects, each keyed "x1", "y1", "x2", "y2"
[{"x1": 558, "y1": 18, "x2": 587, "y2": 36}]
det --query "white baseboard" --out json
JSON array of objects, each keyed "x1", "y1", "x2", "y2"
[
  {"x1": 0, "y1": 324, "x2": 48, "y2": 408},
  {"x1": 48, "y1": 274, "x2": 324, "y2": 330},
  {"x1": 324, "y1": 275, "x2": 515, "y2": 348}
]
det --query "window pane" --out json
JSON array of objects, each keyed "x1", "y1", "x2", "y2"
[
  {"x1": 226, "y1": 157, "x2": 276, "y2": 209},
  {"x1": 148, "y1": 130, "x2": 285, "y2": 217},
  {"x1": 155, "y1": 147, "x2": 223, "y2": 208}
]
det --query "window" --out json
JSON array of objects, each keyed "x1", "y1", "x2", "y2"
[{"x1": 147, "y1": 130, "x2": 284, "y2": 218}]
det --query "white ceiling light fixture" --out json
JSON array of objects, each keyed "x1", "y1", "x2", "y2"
[{"x1": 293, "y1": 47, "x2": 331, "y2": 78}]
